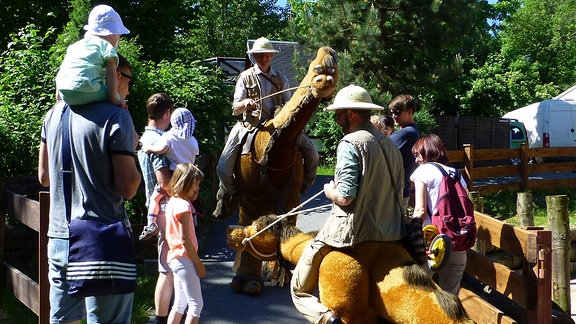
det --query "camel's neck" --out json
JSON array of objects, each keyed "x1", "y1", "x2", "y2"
[
  {"x1": 279, "y1": 232, "x2": 315, "y2": 265},
  {"x1": 267, "y1": 89, "x2": 319, "y2": 146}
]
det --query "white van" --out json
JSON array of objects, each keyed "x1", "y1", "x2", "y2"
[{"x1": 502, "y1": 99, "x2": 576, "y2": 162}]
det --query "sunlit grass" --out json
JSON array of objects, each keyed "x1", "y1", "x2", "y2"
[
  {"x1": 481, "y1": 188, "x2": 576, "y2": 228},
  {"x1": 317, "y1": 164, "x2": 335, "y2": 176},
  {"x1": 2, "y1": 265, "x2": 157, "y2": 324}
]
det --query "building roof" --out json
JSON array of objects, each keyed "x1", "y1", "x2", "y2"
[
  {"x1": 203, "y1": 40, "x2": 311, "y2": 87},
  {"x1": 202, "y1": 57, "x2": 247, "y2": 84}
]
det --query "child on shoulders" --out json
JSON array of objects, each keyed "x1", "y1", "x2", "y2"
[{"x1": 56, "y1": 4, "x2": 130, "y2": 108}]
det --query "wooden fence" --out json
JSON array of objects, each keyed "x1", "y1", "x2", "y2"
[
  {"x1": 448, "y1": 144, "x2": 576, "y2": 194},
  {"x1": 0, "y1": 189, "x2": 49, "y2": 323},
  {"x1": 1, "y1": 146, "x2": 574, "y2": 323},
  {"x1": 459, "y1": 211, "x2": 552, "y2": 323}
]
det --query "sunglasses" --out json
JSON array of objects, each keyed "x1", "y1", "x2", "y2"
[
  {"x1": 120, "y1": 71, "x2": 135, "y2": 88},
  {"x1": 390, "y1": 110, "x2": 403, "y2": 116}
]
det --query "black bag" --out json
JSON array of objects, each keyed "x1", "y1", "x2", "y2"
[
  {"x1": 61, "y1": 104, "x2": 137, "y2": 298},
  {"x1": 67, "y1": 218, "x2": 137, "y2": 297}
]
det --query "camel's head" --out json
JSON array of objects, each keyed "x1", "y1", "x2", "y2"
[
  {"x1": 226, "y1": 215, "x2": 284, "y2": 261},
  {"x1": 303, "y1": 47, "x2": 338, "y2": 98}
]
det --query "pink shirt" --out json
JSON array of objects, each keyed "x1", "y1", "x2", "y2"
[{"x1": 165, "y1": 196, "x2": 198, "y2": 263}]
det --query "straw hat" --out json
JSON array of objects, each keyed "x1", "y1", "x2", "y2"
[
  {"x1": 324, "y1": 85, "x2": 384, "y2": 111},
  {"x1": 84, "y1": 5, "x2": 130, "y2": 36},
  {"x1": 246, "y1": 37, "x2": 279, "y2": 54}
]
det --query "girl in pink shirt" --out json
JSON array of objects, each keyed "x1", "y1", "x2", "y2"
[{"x1": 165, "y1": 163, "x2": 206, "y2": 324}]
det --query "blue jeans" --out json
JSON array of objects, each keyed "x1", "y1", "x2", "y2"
[{"x1": 48, "y1": 238, "x2": 134, "y2": 323}]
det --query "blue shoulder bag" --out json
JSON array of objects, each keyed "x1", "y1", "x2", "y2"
[{"x1": 61, "y1": 104, "x2": 137, "y2": 298}]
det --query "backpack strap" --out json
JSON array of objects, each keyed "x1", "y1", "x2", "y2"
[
  {"x1": 426, "y1": 162, "x2": 451, "y2": 219},
  {"x1": 429, "y1": 162, "x2": 448, "y2": 176},
  {"x1": 61, "y1": 104, "x2": 72, "y2": 223},
  {"x1": 429, "y1": 162, "x2": 461, "y2": 181}
]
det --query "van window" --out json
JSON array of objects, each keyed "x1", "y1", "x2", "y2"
[{"x1": 511, "y1": 127, "x2": 524, "y2": 140}]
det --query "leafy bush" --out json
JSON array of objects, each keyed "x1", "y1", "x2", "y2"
[
  {"x1": 0, "y1": 25, "x2": 57, "y2": 177},
  {"x1": 135, "y1": 59, "x2": 233, "y2": 156},
  {"x1": 0, "y1": 23, "x2": 233, "y2": 225}
]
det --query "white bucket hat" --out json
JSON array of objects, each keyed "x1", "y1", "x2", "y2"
[
  {"x1": 84, "y1": 5, "x2": 130, "y2": 36},
  {"x1": 246, "y1": 37, "x2": 279, "y2": 54},
  {"x1": 324, "y1": 85, "x2": 384, "y2": 111}
]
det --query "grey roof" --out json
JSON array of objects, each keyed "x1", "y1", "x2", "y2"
[
  {"x1": 202, "y1": 57, "x2": 247, "y2": 84},
  {"x1": 203, "y1": 40, "x2": 312, "y2": 87}
]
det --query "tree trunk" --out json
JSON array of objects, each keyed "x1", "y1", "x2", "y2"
[
  {"x1": 546, "y1": 195, "x2": 571, "y2": 313},
  {"x1": 517, "y1": 191, "x2": 534, "y2": 227}
]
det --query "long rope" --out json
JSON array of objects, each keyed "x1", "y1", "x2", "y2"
[
  {"x1": 241, "y1": 189, "x2": 330, "y2": 245},
  {"x1": 252, "y1": 84, "x2": 310, "y2": 104}
]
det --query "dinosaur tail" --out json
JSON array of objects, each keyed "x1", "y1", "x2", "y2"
[{"x1": 401, "y1": 217, "x2": 427, "y2": 266}]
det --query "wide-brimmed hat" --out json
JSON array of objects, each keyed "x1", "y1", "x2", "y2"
[
  {"x1": 84, "y1": 5, "x2": 130, "y2": 36},
  {"x1": 324, "y1": 85, "x2": 384, "y2": 111},
  {"x1": 171, "y1": 108, "x2": 196, "y2": 139},
  {"x1": 246, "y1": 37, "x2": 279, "y2": 54}
]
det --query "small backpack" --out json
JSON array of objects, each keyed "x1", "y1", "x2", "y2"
[{"x1": 429, "y1": 162, "x2": 477, "y2": 251}]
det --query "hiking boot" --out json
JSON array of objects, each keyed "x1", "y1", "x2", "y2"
[
  {"x1": 139, "y1": 223, "x2": 160, "y2": 241},
  {"x1": 212, "y1": 194, "x2": 239, "y2": 220}
]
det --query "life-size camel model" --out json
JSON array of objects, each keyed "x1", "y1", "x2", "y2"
[
  {"x1": 229, "y1": 47, "x2": 338, "y2": 295},
  {"x1": 227, "y1": 215, "x2": 474, "y2": 324}
]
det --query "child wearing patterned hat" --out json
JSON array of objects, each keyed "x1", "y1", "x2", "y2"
[
  {"x1": 140, "y1": 107, "x2": 200, "y2": 240},
  {"x1": 56, "y1": 4, "x2": 130, "y2": 108}
]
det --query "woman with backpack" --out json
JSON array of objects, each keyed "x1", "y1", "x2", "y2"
[{"x1": 410, "y1": 134, "x2": 471, "y2": 296}]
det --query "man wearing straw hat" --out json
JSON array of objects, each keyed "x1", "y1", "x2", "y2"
[
  {"x1": 290, "y1": 85, "x2": 405, "y2": 324},
  {"x1": 213, "y1": 37, "x2": 319, "y2": 220}
]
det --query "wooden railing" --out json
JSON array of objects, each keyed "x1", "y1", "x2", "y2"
[
  {"x1": 459, "y1": 211, "x2": 552, "y2": 324},
  {"x1": 0, "y1": 190, "x2": 49, "y2": 323},
  {"x1": 0, "y1": 154, "x2": 218, "y2": 323},
  {"x1": 448, "y1": 144, "x2": 576, "y2": 194}
]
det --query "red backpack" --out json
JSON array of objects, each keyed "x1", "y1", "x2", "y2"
[{"x1": 429, "y1": 162, "x2": 477, "y2": 251}]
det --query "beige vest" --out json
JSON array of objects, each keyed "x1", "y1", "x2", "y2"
[
  {"x1": 242, "y1": 67, "x2": 285, "y2": 128},
  {"x1": 317, "y1": 125, "x2": 405, "y2": 248}
]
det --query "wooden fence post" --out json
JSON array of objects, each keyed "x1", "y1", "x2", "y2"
[
  {"x1": 520, "y1": 143, "x2": 528, "y2": 191},
  {"x1": 469, "y1": 191, "x2": 483, "y2": 213},
  {"x1": 0, "y1": 178, "x2": 5, "y2": 321},
  {"x1": 517, "y1": 191, "x2": 534, "y2": 227},
  {"x1": 463, "y1": 144, "x2": 474, "y2": 190},
  {"x1": 546, "y1": 195, "x2": 571, "y2": 313},
  {"x1": 38, "y1": 192, "x2": 50, "y2": 323},
  {"x1": 469, "y1": 191, "x2": 487, "y2": 255}
]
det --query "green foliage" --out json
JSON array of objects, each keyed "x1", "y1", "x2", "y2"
[
  {"x1": 413, "y1": 105, "x2": 438, "y2": 137},
  {"x1": 463, "y1": 54, "x2": 560, "y2": 116},
  {"x1": 134, "y1": 59, "x2": 233, "y2": 156},
  {"x1": 172, "y1": 0, "x2": 289, "y2": 60},
  {"x1": 0, "y1": 25, "x2": 57, "y2": 177},
  {"x1": 482, "y1": 188, "x2": 576, "y2": 228},
  {"x1": 290, "y1": 0, "x2": 493, "y2": 115},
  {"x1": 0, "y1": 0, "x2": 68, "y2": 51},
  {"x1": 50, "y1": 0, "x2": 91, "y2": 69},
  {"x1": 106, "y1": 0, "x2": 197, "y2": 62},
  {"x1": 464, "y1": 0, "x2": 576, "y2": 115},
  {"x1": 309, "y1": 109, "x2": 341, "y2": 164},
  {"x1": 481, "y1": 191, "x2": 518, "y2": 220}
]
